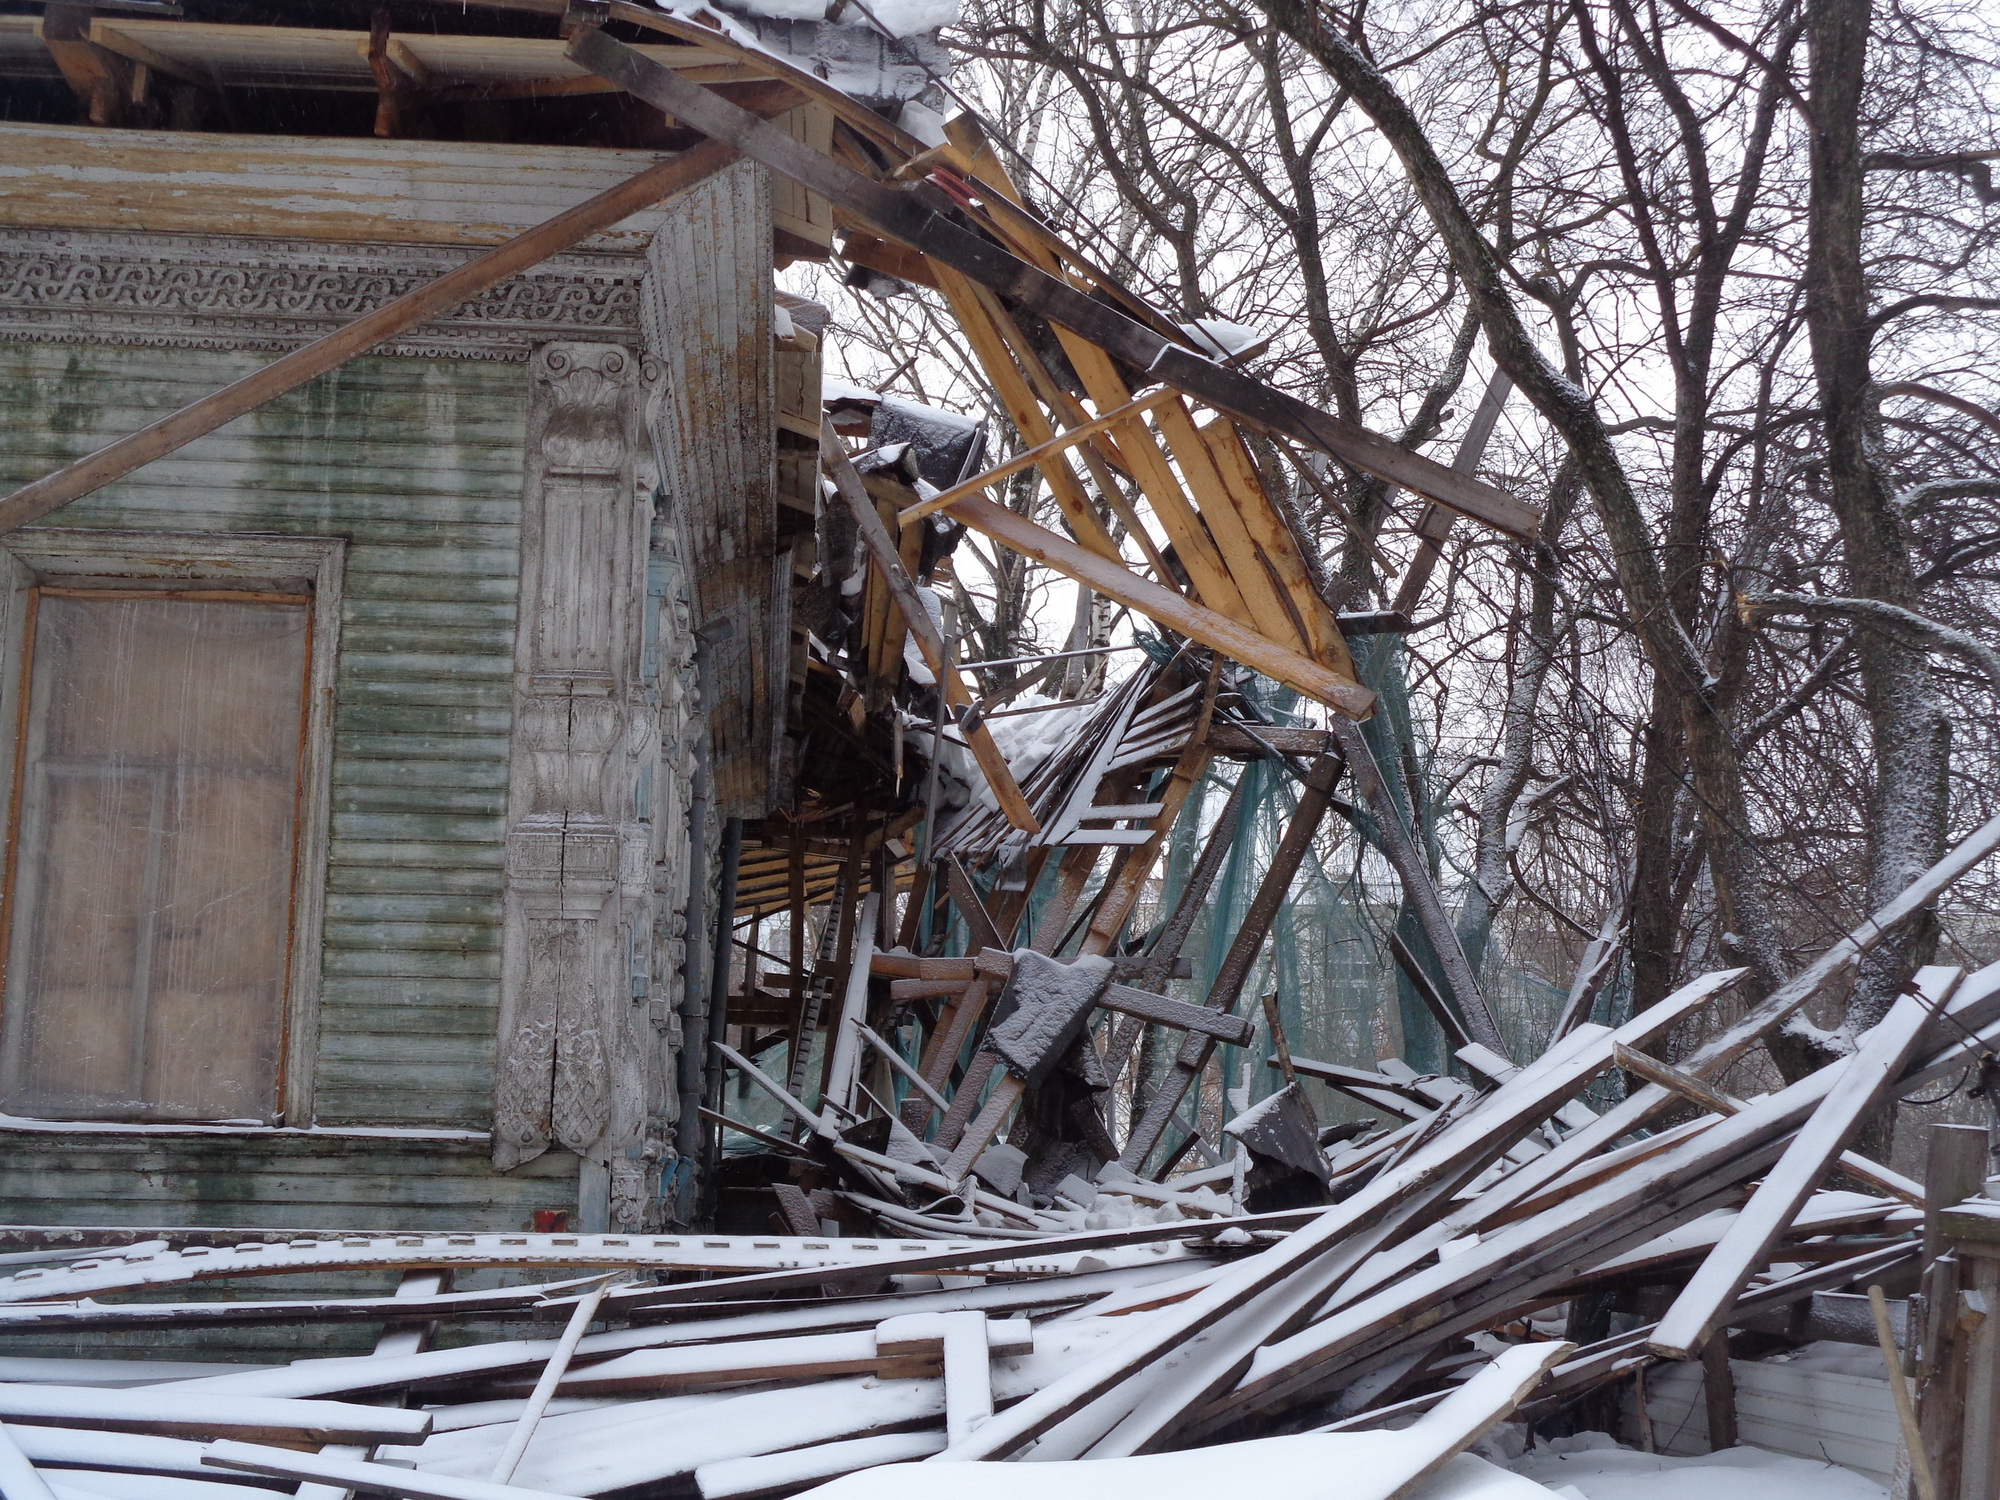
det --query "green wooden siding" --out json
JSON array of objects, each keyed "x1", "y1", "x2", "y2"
[{"x1": 0, "y1": 339, "x2": 566, "y2": 1232}]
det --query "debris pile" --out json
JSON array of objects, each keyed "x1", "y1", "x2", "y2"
[{"x1": 0, "y1": 937, "x2": 1991, "y2": 1496}]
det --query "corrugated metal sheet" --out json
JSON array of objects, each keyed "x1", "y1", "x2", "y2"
[
  {"x1": 0, "y1": 338, "x2": 536, "y2": 1224},
  {"x1": 1628, "y1": 1356, "x2": 1901, "y2": 1486}
]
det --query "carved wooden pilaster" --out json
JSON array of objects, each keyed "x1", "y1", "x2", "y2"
[{"x1": 494, "y1": 341, "x2": 659, "y2": 1179}]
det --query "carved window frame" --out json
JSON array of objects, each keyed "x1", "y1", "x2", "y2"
[{"x1": 0, "y1": 528, "x2": 344, "y2": 1127}]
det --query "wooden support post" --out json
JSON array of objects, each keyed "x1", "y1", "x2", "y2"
[
  {"x1": 902, "y1": 978, "x2": 991, "y2": 1135},
  {"x1": 1118, "y1": 753, "x2": 1345, "y2": 1171},
  {"x1": 1919, "y1": 1124, "x2": 1989, "y2": 1500},
  {"x1": 1106, "y1": 761, "x2": 1250, "y2": 1093},
  {"x1": 0, "y1": 100, "x2": 805, "y2": 533},
  {"x1": 782, "y1": 837, "x2": 811, "y2": 1106},
  {"x1": 1699, "y1": 1333, "x2": 1738, "y2": 1452},
  {"x1": 1388, "y1": 929, "x2": 1474, "y2": 1053}
]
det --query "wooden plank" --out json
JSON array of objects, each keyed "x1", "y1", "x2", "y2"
[
  {"x1": 1329, "y1": 715, "x2": 1505, "y2": 1053},
  {"x1": 1610, "y1": 1043, "x2": 1921, "y2": 1205},
  {"x1": 938, "y1": 490, "x2": 1374, "y2": 718},
  {"x1": 819, "y1": 422, "x2": 1039, "y2": 830},
  {"x1": 1195, "y1": 416, "x2": 1348, "y2": 669},
  {"x1": 1150, "y1": 394, "x2": 1313, "y2": 653},
  {"x1": 1392, "y1": 369, "x2": 1514, "y2": 616},
  {"x1": 1648, "y1": 971, "x2": 1957, "y2": 1359},
  {"x1": 0, "y1": 1422, "x2": 57, "y2": 1500},
  {"x1": 1098, "y1": 984, "x2": 1255, "y2": 1046},
  {"x1": 203, "y1": 1441, "x2": 574, "y2": 1500},
  {"x1": 897, "y1": 388, "x2": 1179, "y2": 525},
  {"x1": 926, "y1": 267, "x2": 1123, "y2": 563},
  {"x1": 0, "y1": 1387, "x2": 430, "y2": 1445},
  {"x1": 570, "y1": 31, "x2": 1540, "y2": 540}
]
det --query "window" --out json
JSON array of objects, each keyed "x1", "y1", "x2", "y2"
[{"x1": 0, "y1": 533, "x2": 342, "y2": 1125}]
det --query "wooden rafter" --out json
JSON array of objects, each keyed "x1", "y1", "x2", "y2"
[{"x1": 570, "y1": 29, "x2": 1539, "y2": 541}]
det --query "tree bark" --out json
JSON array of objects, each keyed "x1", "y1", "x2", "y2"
[
  {"x1": 1257, "y1": 0, "x2": 1791, "y2": 1008},
  {"x1": 1801, "y1": 0, "x2": 1949, "y2": 1045}
]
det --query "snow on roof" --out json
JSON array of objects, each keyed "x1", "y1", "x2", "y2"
[{"x1": 646, "y1": 1, "x2": 951, "y2": 103}]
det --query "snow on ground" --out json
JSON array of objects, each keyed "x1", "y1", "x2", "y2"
[{"x1": 1506, "y1": 1432, "x2": 1886, "y2": 1500}]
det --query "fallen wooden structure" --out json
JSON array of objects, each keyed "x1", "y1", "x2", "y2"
[
  {"x1": 0, "y1": 945, "x2": 1992, "y2": 1494},
  {"x1": 4, "y1": 7, "x2": 1999, "y2": 1496}
]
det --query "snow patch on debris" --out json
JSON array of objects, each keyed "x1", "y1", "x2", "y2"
[
  {"x1": 1179, "y1": 317, "x2": 1269, "y2": 361},
  {"x1": 644, "y1": 2, "x2": 949, "y2": 100},
  {"x1": 1223, "y1": 1087, "x2": 1291, "y2": 1141},
  {"x1": 1507, "y1": 1433, "x2": 1886, "y2": 1500}
]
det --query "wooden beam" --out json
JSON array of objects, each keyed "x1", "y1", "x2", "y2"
[
  {"x1": 0, "y1": 90, "x2": 811, "y2": 534},
  {"x1": 1606, "y1": 1043, "x2": 1925, "y2": 1210},
  {"x1": 819, "y1": 422, "x2": 1041, "y2": 830},
  {"x1": 1329, "y1": 715, "x2": 1505, "y2": 1052},
  {"x1": 898, "y1": 387, "x2": 1179, "y2": 525},
  {"x1": 1392, "y1": 369, "x2": 1514, "y2": 616},
  {"x1": 1120, "y1": 753, "x2": 1348, "y2": 1170},
  {"x1": 570, "y1": 30, "x2": 1539, "y2": 540},
  {"x1": 1648, "y1": 971, "x2": 1957, "y2": 1360},
  {"x1": 940, "y1": 489, "x2": 1375, "y2": 718}
]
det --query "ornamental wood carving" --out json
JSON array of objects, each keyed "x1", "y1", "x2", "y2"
[{"x1": 494, "y1": 341, "x2": 661, "y2": 1189}]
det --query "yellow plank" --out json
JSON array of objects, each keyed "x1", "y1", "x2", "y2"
[
  {"x1": 1151, "y1": 395, "x2": 1313, "y2": 656},
  {"x1": 898, "y1": 387, "x2": 1178, "y2": 524},
  {"x1": 930, "y1": 264, "x2": 1123, "y2": 563},
  {"x1": 1197, "y1": 416, "x2": 1358, "y2": 676}
]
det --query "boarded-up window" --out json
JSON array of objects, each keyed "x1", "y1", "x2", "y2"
[{"x1": 0, "y1": 590, "x2": 311, "y2": 1123}]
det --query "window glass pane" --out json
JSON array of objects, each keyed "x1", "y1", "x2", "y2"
[{"x1": 1, "y1": 592, "x2": 308, "y2": 1122}]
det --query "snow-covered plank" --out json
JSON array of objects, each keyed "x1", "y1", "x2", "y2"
[
  {"x1": 0, "y1": 1234, "x2": 1007, "y2": 1307},
  {"x1": 202, "y1": 1442, "x2": 577, "y2": 1500},
  {"x1": 1648, "y1": 968, "x2": 1959, "y2": 1359},
  {"x1": 695, "y1": 1433, "x2": 946, "y2": 1499},
  {"x1": 0, "y1": 1389, "x2": 429, "y2": 1446}
]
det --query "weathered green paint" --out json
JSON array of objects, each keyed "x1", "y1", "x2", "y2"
[{"x1": 0, "y1": 339, "x2": 574, "y2": 1233}]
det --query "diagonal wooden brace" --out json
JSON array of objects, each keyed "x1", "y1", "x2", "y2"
[{"x1": 0, "y1": 85, "x2": 805, "y2": 531}]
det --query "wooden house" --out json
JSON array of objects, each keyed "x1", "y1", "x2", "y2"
[{"x1": 0, "y1": 2, "x2": 911, "y2": 1238}]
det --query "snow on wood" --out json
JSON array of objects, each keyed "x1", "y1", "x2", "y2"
[{"x1": 0, "y1": 1388, "x2": 430, "y2": 1446}]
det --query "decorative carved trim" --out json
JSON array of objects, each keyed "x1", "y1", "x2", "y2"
[
  {"x1": 494, "y1": 343, "x2": 665, "y2": 1204},
  {"x1": 0, "y1": 227, "x2": 644, "y2": 362}
]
